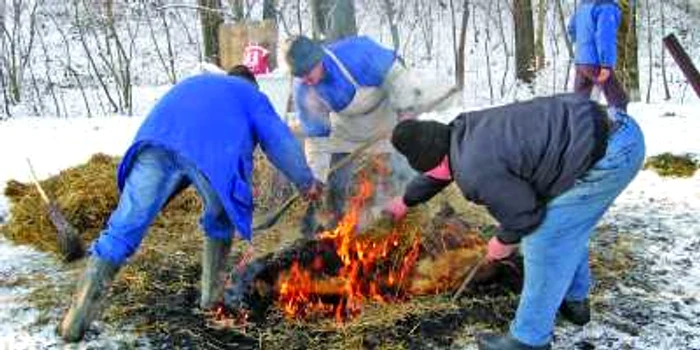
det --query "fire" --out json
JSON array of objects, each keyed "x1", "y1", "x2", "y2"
[{"x1": 276, "y1": 173, "x2": 421, "y2": 322}]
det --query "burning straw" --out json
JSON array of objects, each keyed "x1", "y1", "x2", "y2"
[{"x1": 0, "y1": 152, "x2": 633, "y2": 349}]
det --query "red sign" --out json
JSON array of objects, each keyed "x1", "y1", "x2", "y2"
[{"x1": 243, "y1": 44, "x2": 271, "y2": 75}]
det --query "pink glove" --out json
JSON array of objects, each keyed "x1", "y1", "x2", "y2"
[
  {"x1": 486, "y1": 236, "x2": 518, "y2": 262},
  {"x1": 383, "y1": 196, "x2": 408, "y2": 221}
]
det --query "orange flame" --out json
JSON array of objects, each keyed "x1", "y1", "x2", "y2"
[{"x1": 276, "y1": 173, "x2": 421, "y2": 322}]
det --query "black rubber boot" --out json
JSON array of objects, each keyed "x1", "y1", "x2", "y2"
[
  {"x1": 477, "y1": 333, "x2": 551, "y2": 350},
  {"x1": 200, "y1": 236, "x2": 232, "y2": 310},
  {"x1": 559, "y1": 299, "x2": 591, "y2": 326},
  {"x1": 58, "y1": 256, "x2": 120, "y2": 343}
]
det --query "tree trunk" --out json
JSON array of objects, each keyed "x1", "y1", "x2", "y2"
[
  {"x1": 514, "y1": 0, "x2": 536, "y2": 83},
  {"x1": 381, "y1": 0, "x2": 400, "y2": 51},
  {"x1": 616, "y1": 0, "x2": 640, "y2": 101},
  {"x1": 0, "y1": 0, "x2": 7, "y2": 116},
  {"x1": 263, "y1": 0, "x2": 276, "y2": 20},
  {"x1": 660, "y1": 1, "x2": 670, "y2": 100},
  {"x1": 263, "y1": 0, "x2": 278, "y2": 72},
  {"x1": 455, "y1": 0, "x2": 470, "y2": 89},
  {"x1": 534, "y1": 0, "x2": 548, "y2": 71},
  {"x1": 231, "y1": 0, "x2": 244, "y2": 21},
  {"x1": 198, "y1": 0, "x2": 223, "y2": 65},
  {"x1": 311, "y1": 0, "x2": 357, "y2": 41},
  {"x1": 555, "y1": 0, "x2": 573, "y2": 59},
  {"x1": 645, "y1": 0, "x2": 652, "y2": 103}
]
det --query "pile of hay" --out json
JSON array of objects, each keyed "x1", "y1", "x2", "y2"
[
  {"x1": 644, "y1": 152, "x2": 699, "y2": 178},
  {"x1": 0, "y1": 153, "x2": 633, "y2": 349}
]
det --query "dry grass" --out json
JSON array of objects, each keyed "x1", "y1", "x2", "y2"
[
  {"x1": 644, "y1": 152, "x2": 699, "y2": 178},
  {"x1": 0, "y1": 152, "x2": 634, "y2": 349}
]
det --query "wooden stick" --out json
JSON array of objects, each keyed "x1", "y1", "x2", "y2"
[
  {"x1": 26, "y1": 159, "x2": 51, "y2": 205},
  {"x1": 25, "y1": 158, "x2": 85, "y2": 262},
  {"x1": 252, "y1": 85, "x2": 460, "y2": 232},
  {"x1": 451, "y1": 256, "x2": 487, "y2": 302},
  {"x1": 252, "y1": 130, "x2": 390, "y2": 231}
]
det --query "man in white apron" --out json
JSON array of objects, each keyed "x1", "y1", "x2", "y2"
[{"x1": 285, "y1": 35, "x2": 453, "y2": 235}]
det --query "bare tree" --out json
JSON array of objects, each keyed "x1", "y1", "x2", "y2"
[
  {"x1": 496, "y1": 0, "x2": 511, "y2": 96},
  {"x1": 263, "y1": 0, "x2": 277, "y2": 20},
  {"x1": 513, "y1": 0, "x2": 535, "y2": 83},
  {"x1": 645, "y1": 0, "x2": 652, "y2": 103},
  {"x1": 47, "y1": 8, "x2": 93, "y2": 117},
  {"x1": 198, "y1": 0, "x2": 223, "y2": 64},
  {"x1": 70, "y1": 0, "x2": 139, "y2": 114},
  {"x1": 452, "y1": 0, "x2": 470, "y2": 89},
  {"x1": 534, "y1": 0, "x2": 547, "y2": 70},
  {"x1": 483, "y1": 0, "x2": 495, "y2": 103},
  {"x1": 311, "y1": 0, "x2": 357, "y2": 41},
  {"x1": 416, "y1": 0, "x2": 435, "y2": 59},
  {"x1": 0, "y1": 0, "x2": 40, "y2": 106},
  {"x1": 0, "y1": 0, "x2": 8, "y2": 116},
  {"x1": 146, "y1": 3, "x2": 177, "y2": 84},
  {"x1": 380, "y1": 0, "x2": 400, "y2": 51},
  {"x1": 617, "y1": 0, "x2": 640, "y2": 101},
  {"x1": 660, "y1": 0, "x2": 671, "y2": 100}
]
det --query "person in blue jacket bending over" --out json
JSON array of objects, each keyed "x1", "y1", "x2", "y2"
[
  {"x1": 285, "y1": 35, "x2": 454, "y2": 235},
  {"x1": 58, "y1": 66, "x2": 323, "y2": 343},
  {"x1": 568, "y1": 0, "x2": 629, "y2": 111}
]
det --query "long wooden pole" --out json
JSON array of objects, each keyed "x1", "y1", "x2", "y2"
[
  {"x1": 663, "y1": 33, "x2": 700, "y2": 98},
  {"x1": 26, "y1": 159, "x2": 85, "y2": 262}
]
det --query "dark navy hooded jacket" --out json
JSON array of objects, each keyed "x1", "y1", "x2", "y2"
[
  {"x1": 568, "y1": 0, "x2": 622, "y2": 67},
  {"x1": 117, "y1": 74, "x2": 315, "y2": 241}
]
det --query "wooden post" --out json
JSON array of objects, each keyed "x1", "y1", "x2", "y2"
[{"x1": 663, "y1": 33, "x2": 700, "y2": 98}]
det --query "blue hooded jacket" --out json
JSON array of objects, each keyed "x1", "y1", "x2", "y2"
[
  {"x1": 293, "y1": 36, "x2": 397, "y2": 137},
  {"x1": 568, "y1": 0, "x2": 622, "y2": 67},
  {"x1": 117, "y1": 74, "x2": 315, "y2": 240}
]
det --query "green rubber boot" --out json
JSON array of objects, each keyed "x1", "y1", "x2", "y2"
[
  {"x1": 200, "y1": 237, "x2": 233, "y2": 310},
  {"x1": 58, "y1": 256, "x2": 120, "y2": 342}
]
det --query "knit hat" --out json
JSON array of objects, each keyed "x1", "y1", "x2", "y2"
[
  {"x1": 391, "y1": 120, "x2": 451, "y2": 172},
  {"x1": 227, "y1": 64, "x2": 259, "y2": 88},
  {"x1": 286, "y1": 36, "x2": 325, "y2": 77}
]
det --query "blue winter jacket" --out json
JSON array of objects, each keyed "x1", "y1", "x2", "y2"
[
  {"x1": 293, "y1": 36, "x2": 397, "y2": 137},
  {"x1": 117, "y1": 74, "x2": 315, "y2": 240},
  {"x1": 568, "y1": 0, "x2": 622, "y2": 67}
]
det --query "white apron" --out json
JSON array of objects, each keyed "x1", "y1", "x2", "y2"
[{"x1": 305, "y1": 49, "x2": 397, "y2": 182}]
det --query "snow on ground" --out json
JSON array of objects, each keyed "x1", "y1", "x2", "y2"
[
  {"x1": 554, "y1": 171, "x2": 700, "y2": 350},
  {"x1": 0, "y1": 100, "x2": 698, "y2": 349}
]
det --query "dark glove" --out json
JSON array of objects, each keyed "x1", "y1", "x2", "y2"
[{"x1": 302, "y1": 180, "x2": 324, "y2": 202}]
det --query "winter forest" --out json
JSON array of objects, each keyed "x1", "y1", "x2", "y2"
[
  {"x1": 2, "y1": 0, "x2": 700, "y2": 117},
  {"x1": 0, "y1": 0, "x2": 699, "y2": 349}
]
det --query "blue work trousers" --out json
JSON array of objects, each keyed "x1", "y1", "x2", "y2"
[
  {"x1": 510, "y1": 112, "x2": 645, "y2": 346},
  {"x1": 92, "y1": 147, "x2": 233, "y2": 265}
]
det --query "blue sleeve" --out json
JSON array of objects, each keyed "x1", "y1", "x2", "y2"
[
  {"x1": 595, "y1": 4, "x2": 621, "y2": 67},
  {"x1": 251, "y1": 93, "x2": 315, "y2": 191},
  {"x1": 352, "y1": 36, "x2": 396, "y2": 84},
  {"x1": 333, "y1": 36, "x2": 397, "y2": 87},
  {"x1": 293, "y1": 81, "x2": 332, "y2": 137},
  {"x1": 567, "y1": 12, "x2": 577, "y2": 43}
]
